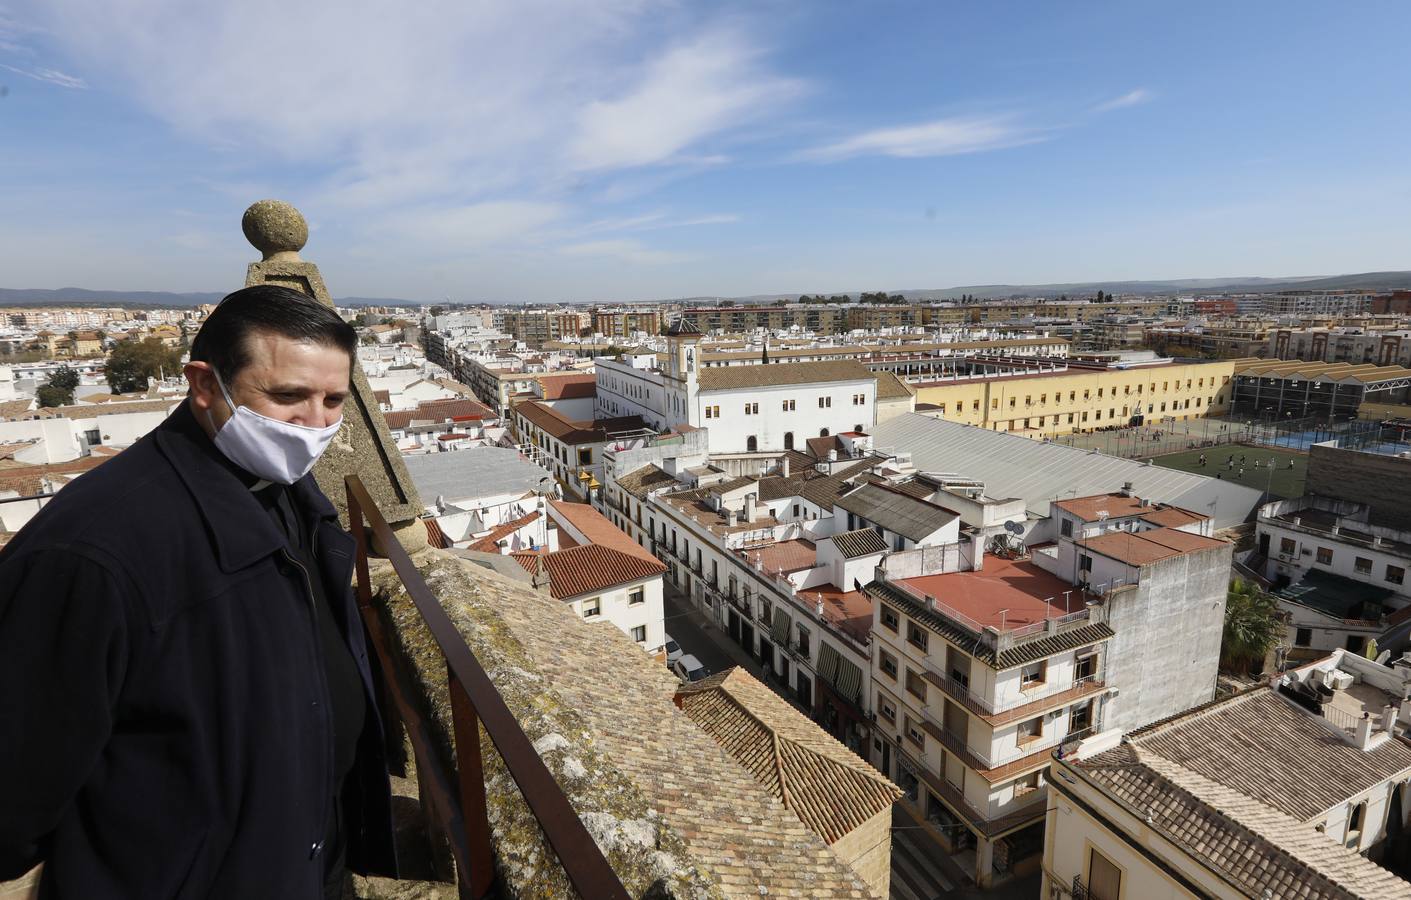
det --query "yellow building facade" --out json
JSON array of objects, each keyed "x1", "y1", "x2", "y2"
[{"x1": 910, "y1": 359, "x2": 1239, "y2": 436}]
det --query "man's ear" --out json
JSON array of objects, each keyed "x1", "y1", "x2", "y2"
[{"x1": 184, "y1": 361, "x2": 220, "y2": 415}]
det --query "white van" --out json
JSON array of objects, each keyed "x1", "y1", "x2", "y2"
[{"x1": 672, "y1": 654, "x2": 708, "y2": 683}]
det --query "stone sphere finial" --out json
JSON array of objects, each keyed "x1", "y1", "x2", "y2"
[{"x1": 242, "y1": 199, "x2": 308, "y2": 261}]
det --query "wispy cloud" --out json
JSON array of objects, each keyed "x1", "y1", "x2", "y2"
[
  {"x1": 802, "y1": 114, "x2": 1041, "y2": 162},
  {"x1": 0, "y1": 61, "x2": 85, "y2": 88},
  {"x1": 559, "y1": 239, "x2": 692, "y2": 265},
  {"x1": 567, "y1": 30, "x2": 805, "y2": 171},
  {"x1": 1094, "y1": 88, "x2": 1152, "y2": 113}
]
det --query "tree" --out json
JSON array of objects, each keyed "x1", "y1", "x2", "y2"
[
  {"x1": 106, "y1": 337, "x2": 184, "y2": 394},
  {"x1": 1220, "y1": 579, "x2": 1284, "y2": 673},
  {"x1": 37, "y1": 366, "x2": 79, "y2": 407},
  {"x1": 429, "y1": 305, "x2": 446, "y2": 317}
]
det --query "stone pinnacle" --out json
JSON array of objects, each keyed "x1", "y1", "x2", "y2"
[{"x1": 242, "y1": 199, "x2": 308, "y2": 262}]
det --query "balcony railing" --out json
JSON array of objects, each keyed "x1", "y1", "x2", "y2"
[{"x1": 347, "y1": 475, "x2": 628, "y2": 899}]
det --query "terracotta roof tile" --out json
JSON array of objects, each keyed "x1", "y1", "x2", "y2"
[
  {"x1": 677, "y1": 668, "x2": 902, "y2": 844},
  {"x1": 512, "y1": 543, "x2": 665, "y2": 599},
  {"x1": 697, "y1": 360, "x2": 876, "y2": 392}
]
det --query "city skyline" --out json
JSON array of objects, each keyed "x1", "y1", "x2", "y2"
[{"x1": 2, "y1": 1, "x2": 1408, "y2": 302}]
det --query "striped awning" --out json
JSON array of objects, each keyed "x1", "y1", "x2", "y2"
[
  {"x1": 771, "y1": 607, "x2": 792, "y2": 645},
  {"x1": 834, "y1": 655, "x2": 863, "y2": 703},
  {"x1": 816, "y1": 641, "x2": 841, "y2": 685}
]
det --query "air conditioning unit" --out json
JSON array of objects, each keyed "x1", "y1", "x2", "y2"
[{"x1": 1327, "y1": 670, "x2": 1355, "y2": 692}]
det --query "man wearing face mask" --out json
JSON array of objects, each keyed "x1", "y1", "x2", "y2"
[{"x1": 0, "y1": 286, "x2": 396, "y2": 899}]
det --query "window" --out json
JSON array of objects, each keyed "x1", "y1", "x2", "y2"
[
  {"x1": 905, "y1": 668, "x2": 926, "y2": 699},
  {"x1": 1088, "y1": 848, "x2": 1122, "y2": 900},
  {"x1": 578, "y1": 448, "x2": 592, "y2": 465},
  {"x1": 782, "y1": 398, "x2": 796, "y2": 411},
  {"x1": 880, "y1": 650, "x2": 898, "y2": 679},
  {"x1": 879, "y1": 697, "x2": 896, "y2": 722},
  {"x1": 1388, "y1": 564, "x2": 1405, "y2": 585},
  {"x1": 880, "y1": 605, "x2": 900, "y2": 632},
  {"x1": 1316, "y1": 547, "x2": 1333, "y2": 565},
  {"x1": 582, "y1": 598, "x2": 601, "y2": 618},
  {"x1": 628, "y1": 586, "x2": 645, "y2": 605},
  {"x1": 704, "y1": 406, "x2": 713, "y2": 419},
  {"x1": 1355, "y1": 556, "x2": 1373, "y2": 575},
  {"x1": 907, "y1": 622, "x2": 929, "y2": 652},
  {"x1": 1012, "y1": 771, "x2": 1041, "y2": 797},
  {"x1": 631, "y1": 625, "x2": 646, "y2": 643},
  {"x1": 818, "y1": 396, "x2": 832, "y2": 408},
  {"x1": 1020, "y1": 661, "x2": 1047, "y2": 688},
  {"x1": 746, "y1": 435, "x2": 758, "y2": 452},
  {"x1": 819, "y1": 427, "x2": 829, "y2": 437},
  {"x1": 1280, "y1": 537, "x2": 1296, "y2": 555},
  {"x1": 1295, "y1": 627, "x2": 1312, "y2": 646},
  {"x1": 744, "y1": 402, "x2": 758, "y2": 415},
  {"x1": 1079, "y1": 554, "x2": 1093, "y2": 573},
  {"x1": 1347, "y1": 801, "x2": 1366, "y2": 848},
  {"x1": 1061, "y1": 518, "x2": 1073, "y2": 538},
  {"x1": 904, "y1": 715, "x2": 925, "y2": 748},
  {"x1": 783, "y1": 431, "x2": 794, "y2": 450},
  {"x1": 795, "y1": 625, "x2": 810, "y2": 656},
  {"x1": 1075, "y1": 649, "x2": 1097, "y2": 681},
  {"x1": 1016, "y1": 716, "x2": 1042, "y2": 745}
]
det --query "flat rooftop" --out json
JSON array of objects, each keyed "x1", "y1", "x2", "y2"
[
  {"x1": 898, "y1": 556, "x2": 1083, "y2": 632},
  {"x1": 741, "y1": 539, "x2": 816, "y2": 575}
]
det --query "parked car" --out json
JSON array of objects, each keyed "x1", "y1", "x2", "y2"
[
  {"x1": 663, "y1": 633, "x2": 684, "y2": 666},
  {"x1": 672, "y1": 654, "x2": 708, "y2": 683}
]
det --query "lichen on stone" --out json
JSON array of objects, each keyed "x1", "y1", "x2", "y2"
[{"x1": 368, "y1": 552, "x2": 724, "y2": 899}]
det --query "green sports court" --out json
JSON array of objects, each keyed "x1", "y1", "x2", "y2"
[{"x1": 1142, "y1": 445, "x2": 1308, "y2": 500}]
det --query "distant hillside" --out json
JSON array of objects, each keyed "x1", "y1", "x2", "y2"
[
  {"x1": 5, "y1": 269, "x2": 1409, "y2": 308},
  {"x1": 0, "y1": 287, "x2": 423, "y2": 308}
]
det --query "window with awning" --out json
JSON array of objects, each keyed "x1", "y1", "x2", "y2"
[
  {"x1": 771, "y1": 607, "x2": 792, "y2": 646},
  {"x1": 816, "y1": 642, "x2": 864, "y2": 704}
]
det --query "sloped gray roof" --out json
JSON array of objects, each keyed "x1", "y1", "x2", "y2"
[
  {"x1": 870, "y1": 414, "x2": 1264, "y2": 528},
  {"x1": 830, "y1": 528, "x2": 888, "y2": 559},
  {"x1": 404, "y1": 446, "x2": 553, "y2": 508},
  {"x1": 835, "y1": 482, "x2": 957, "y2": 541}
]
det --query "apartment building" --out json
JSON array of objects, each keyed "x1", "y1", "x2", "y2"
[
  {"x1": 591, "y1": 307, "x2": 662, "y2": 339},
  {"x1": 492, "y1": 308, "x2": 587, "y2": 347},
  {"x1": 864, "y1": 488, "x2": 1229, "y2": 887},
  {"x1": 910, "y1": 357, "x2": 1237, "y2": 436},
  {"x1": 1044, "y1": 650, "x2": 1411, "y2": 900},
  {"x1": 1256, "y1": 494, "x2": 1411, "y2": 657},
  {"x1": 1270, "y1": 326, "x2": 1411, "y2": 367},
  {"x1": 1262, "y1": 290, "x2": 1375, "y2": 319}
]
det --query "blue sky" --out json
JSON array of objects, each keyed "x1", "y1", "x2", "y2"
[{"x1": 1, "y1": 1, "x2": 1408, "y2": 302}]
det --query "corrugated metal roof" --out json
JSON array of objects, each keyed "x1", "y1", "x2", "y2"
[
  {"x1": 830, "y1": 528, "x2": 888, "y2": 559},
  {"x1": 870, "y1": 414, "x2": 1264, "y2": 528},
  {"x1": 835, "y1": 482, "x2": 958, "y2": 541}
]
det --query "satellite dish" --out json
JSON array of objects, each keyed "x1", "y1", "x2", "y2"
[{"x1": 1004, "y1": 520, "x2": 1024, "y2": 535}]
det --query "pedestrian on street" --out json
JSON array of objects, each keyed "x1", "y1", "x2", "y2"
[{"x1": 0, "y1": 286, "x2": 397, "y2": 899}]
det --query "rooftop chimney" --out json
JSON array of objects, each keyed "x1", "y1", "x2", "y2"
[
  {"x1": 828, "y1": 449, "x2": 838, "y2": 463},
  {"x1": 725, "y1": 508, "x2": 738, "y2": 527},
  {"x1": 745, "y1": 493, "x2": 759, "y2": 524},
  {"x1": 924, "y1": 595, "x2": 937, "y2": 611},
  {"x1": 780, "y1": 456, "x2": 790, "y2": 479},
  {"x1": 1121, "y1": 481, "x2": 1134, "y2": 497},
  {"x1": 1355, "y1": 712, "x2": 1375, "y2": 750}
]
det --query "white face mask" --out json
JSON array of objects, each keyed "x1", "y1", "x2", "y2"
[{"x1": 206, "y1": 370, "x2": 343, "y2": 485}]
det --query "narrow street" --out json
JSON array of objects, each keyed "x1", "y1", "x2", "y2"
[{"x1": 662, "y1": 588, "x2": 1034, "y2": 900}]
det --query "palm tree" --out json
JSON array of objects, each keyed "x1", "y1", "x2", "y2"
[{"x1": 1221, "y1": 578, "x2": 1284, "y2": 673}]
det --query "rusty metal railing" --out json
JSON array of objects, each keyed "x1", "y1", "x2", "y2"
[{"x1": 346, "y1": 475, "x2": 629, "y2": 900}]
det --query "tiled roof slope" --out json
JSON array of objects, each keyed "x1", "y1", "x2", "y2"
[
  {"x1": 836, "y1": 482, "x2": 957, "y2": 541},
  {"x1": 830, "y1": 528, "x2": 888, "y2": 559},
  {"x1": 474, "y1": 560, "x2": 877, "y2": 897},
  {"x1": 1127, "y1": 686, "x2": 1411, "y2": 821},
  {"x1": 697, "y1": 360, "x2": 876, "y2": 392},
  {"x1": 615, "y1": 463, "x2": 680, "y2": 499},
  {"x1": 467, "y1": 510, "x2": 540, "y2": 553},
  {"x1": 872, "y1": 371, "x2": 914, "y2": 400},
  {"x1": 678, "y1": 668, "x2": 901, "y2": 844},
  {"x1": 1073, "y1": 732, "x2": 1411, "y2": 898},
  {"x1": 512, "y1": 543, "x2": 664, "y2": 600},
  {"x1": 548, "y1": 499, "x2": 659, "y2": 563}
]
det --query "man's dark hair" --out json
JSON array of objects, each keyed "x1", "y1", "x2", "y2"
[{"x1": 190, "y1": 285, "x2": 357, "y2": 383}]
